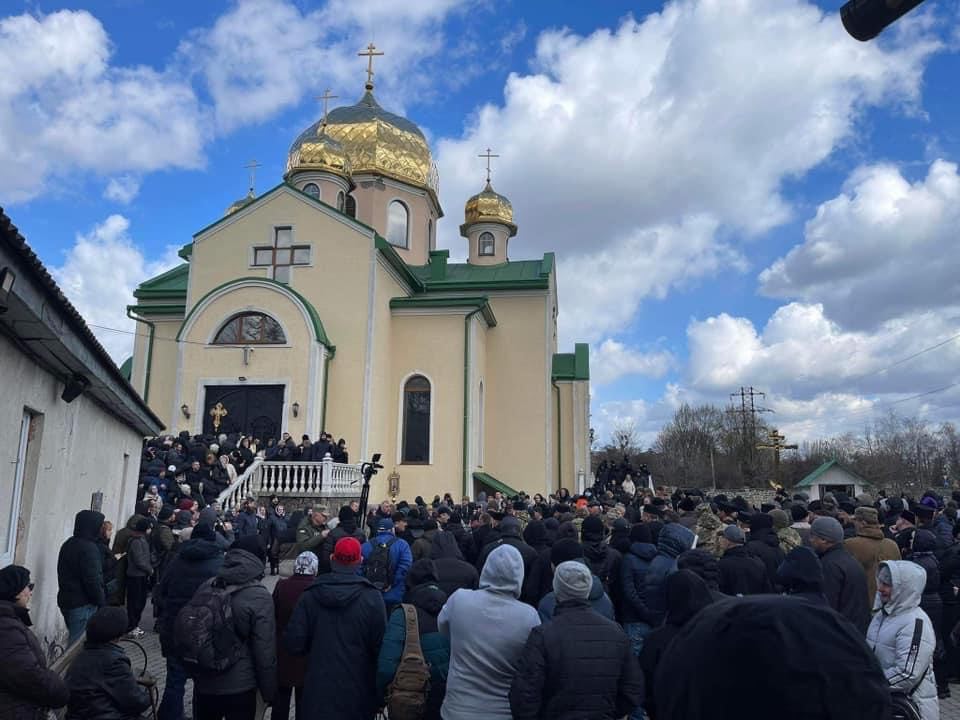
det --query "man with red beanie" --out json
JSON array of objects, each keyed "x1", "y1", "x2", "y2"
[{"x1": 285, "y1": 537, "x2": 387, "y2": 719}]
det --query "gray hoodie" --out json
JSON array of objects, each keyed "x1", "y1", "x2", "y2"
[{"x1": 439, "y1": 544, "x2": 540, "y2": 720}]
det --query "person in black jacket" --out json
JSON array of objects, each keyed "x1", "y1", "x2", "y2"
[
  {"x1": 638, "y1": 570, "x2": 714, "y2": 719},
  {"x1": 581, "y1": 516, "x2": 622, "y2": 609},
  {"x1": 430, "y1": 531, "x2": 479, "y2": 597},
  {"x1": 154, "y1": 522, "x2": 224, "y2": 720},
  {"x1": 285, "y1": 537, "x2": 387, "y2": 720},
  {"x1": 475, "y1": 517, "x2": 539, "y2": 605},
  {"x1": 317, "y1": 506, "x2": 367, "y2": 575},
  {"x1": 509, "y1": 561, "x2": 643, "y2": 720},
  {"x1": 744, "y1": 512, "x2": 785, "y2": 589},
  {"x1": 906, "y1": 528, "x2": 948, "y2": 697},
  {"x1": 776, "y1": 546, "x2": 827, "y2": 606},
  {"x1": 718, "y1": 525, "x2": 769, "y2": 596},
  {"x1": 809, "y1": 516, "x2": 870, "y2": 633},
  {"x1": 58, "y1": 509, "x2": 107, "y2": 645},
  {"x1": 677, "y1": 549, "x2": 726, "y2": 602},
  {"x1": 65, "y1": 607, "x2": 151, "y2": 720}
]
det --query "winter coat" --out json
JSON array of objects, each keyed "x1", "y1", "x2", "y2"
[
  {"x1": 639, "y1": 571, "x2": 714, "y2": 718},
  {"x1": 439, "y1": 545, "x2": 541, "y2": 720},
  {"x1": 583, "y1": 541, "x2": 621, "y2": 600},
  {"x1": 644, "y1": 524, "x2": 695, "y2": 626},
  {"x1": 64, "y1": 642, "x2": 151, "y2": 720},
  {"x1": 867, "y1": 561, "x2": 939, "y2": 720},
  {"x1": 620, "y1": 541, "x2": 657, "y2": 624},
  {"x1": 745, "y1": 527, "x2": 785, "y2": 588},
  {"x1": 0, "y1": 602, "x2": 69, "y2": 719},
  {"x1": 376, "y1": 581, "x2": 451, "y2": 719},
  {"x1": 192, "y1": 549, "x2": 277, "y2": 703},
  {"x1": 509, "y1": 601, "x2": 643, "y2": 720},
  {"x1": 776, "y1": 526, "x2": 803, "y2": 555},
  {"x1": 154, "y1": 537, "x2": 224, "y2": 657},
  {"x1": 264, "y1": 511, "x2": 288, "y2": 546},
  {"x1": 411, "y1": 529, "x2": 436, "y2": 562},
  {"x1": 57, "y1": 510, "x2": 107, "y2": 611},
  {"x1": 676, "y1": 549, "x2": 725, "y2": 601},
  {"x1": 846, "y1": 525, "x2": 902, "y2": 606},
  {"x1": 430, "y1": 532, "x2": 479, "y2": 597},
  {"x1": 820, "y1": 543, "x2": 872, "y2": 634},
  {"x1": 124, "y1": 534, "x2": 152, "y2": 578},
  {"x1": 272, "y1": 573, "x2": 314, "y2": 689},
  {"x1": 776, "y1": 546, "x2": 827, "y2": 605},
  {"x1": 538, "y1": 572, "x2": 615, "y2": 623},
  {"x1": 719, "y1": 545, "x2": 770, "y2": 596},
  {"x1": 233, "y1": 509, "x2": 260, "y2": 539},
  {"x1": 362, "y1": 533, "x2": 414, "y2": 606},
  {"x1": 792, "y1": 521, "x2": 812, "y2": 548},
  {"x1": 318, "y1": 523, "x2": 366, "y2": 574},
  {"x1": 693, "y1": 504, "x2": 722, "y2": 558},
  {"x1": 285, "y1": 566, "x2": 387, "y2": 720},
  {"x1": 475, "y1": 528, "x2": 539, "y2": 606}
]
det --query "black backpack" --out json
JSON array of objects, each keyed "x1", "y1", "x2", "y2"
[
  {"x1": 171, "y1": 578, "x2": 250, "y2": 674},
  {"x1": 364, "y1": 537, "x2": 396, "y2": 590}
]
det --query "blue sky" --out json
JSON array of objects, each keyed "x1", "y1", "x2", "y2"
[{"x1": 4, "y1": 0, "x2": 960, "y2": 446}]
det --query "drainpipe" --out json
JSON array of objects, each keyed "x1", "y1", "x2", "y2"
[
  {"x1": 320, "y1": 349, "x2": 332, "y2": 432},
  {"x1": 463, "y1": 309, "x2": 482, "y2": 499},
  {"x1": 126, "y1": 307, "x2": 155, "y2": 404},
  {"x1": 553, "y1": 381, "x2": 562, "y2": 492}
]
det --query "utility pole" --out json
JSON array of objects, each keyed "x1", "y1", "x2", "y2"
[{"x1": 757, "y1": 429, "x2": 798, "y2": 487}]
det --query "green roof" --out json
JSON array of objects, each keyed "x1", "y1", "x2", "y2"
[
  {"x1": 119, "y1": 356, "x2": 132, "y2": 381},
  {"x1": 473, "y1": 472, "x2": 519, "y2": 498},
  {"x1": 134, "y1": 264, "x2": 189, "y2": 300},
  {"x1": 410, "y1": 253, "x2": 554, "y2": 292},
  {"x1": 390, "y1": 295, "x2": 497, "y2": 326},
  {"x1": 552, "y1": 343, "x2": 590, "y2": 381},
  {"x1": 795, "y1": 459, "x2": 870, "y2": 488}
]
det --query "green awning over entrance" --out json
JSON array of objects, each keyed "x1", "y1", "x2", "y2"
[{"x1": 473, "y1": 472, "x2": 519, "y2": 499}]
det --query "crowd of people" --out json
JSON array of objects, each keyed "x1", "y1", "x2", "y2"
[{"x1": 3, "y1": 443, "x2": 960, "y2": 719}]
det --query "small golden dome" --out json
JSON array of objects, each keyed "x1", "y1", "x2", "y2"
[
  {"x1": 461, "y1": 181, "x2": 517, "y2": 237},
  {"x1": 286, "y1": 125, "x2": 351, "y2": 180},
  {"x1": 323, "y1": 90, "x2": 438, "y2": 195},
  {"x1": 225, "y1": 190, "x2": 255, "y2": 216}
]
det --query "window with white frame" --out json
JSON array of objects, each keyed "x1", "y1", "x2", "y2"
[
  {"x1": 479, "y1": 231, "x2": 496, "y2": 256},
  {"x1": 387, "y1": 200, "x2": 410, "y2": 249}
]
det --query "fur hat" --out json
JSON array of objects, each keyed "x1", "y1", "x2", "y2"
[{"x1": 854, "y1": 506, "x2": 879, "y2": 526}]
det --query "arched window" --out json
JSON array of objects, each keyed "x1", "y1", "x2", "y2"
[
  {"x1": 213, "y1": 312, "x2": 286, "y2": 345},
  {"x1": 302, "y1": 183, "x2": 320, "y2": 199},
  {"x1": 345, "y1": 194, "x2": 357, "y2": 218},
  {"x1": 387, "y1": 200, "x2": 409, "y2": 248},
  {"x1": 479, "y1": 232, "x2": 495, "y2": 256},
  {"x1": 402, "y1": 374, "x2": 431, "y2": 463},
  {"x1": 337, "y1": 191, "x2": 345, "y2": 213}
]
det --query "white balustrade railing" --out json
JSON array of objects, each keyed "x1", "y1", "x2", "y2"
[
  {"x1": 258, "y1": 454, "x2": 363, "y2": 498},
  {"x1": 217, "y1": 457, "x2": 264, "y2": 513}
]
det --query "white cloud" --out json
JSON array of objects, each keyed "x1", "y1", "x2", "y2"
[
  {"x1": 103, "y1": 175, "x2": 141, "y2": 204},
  {"x1": 0, "y1": 10, "x2": 208, "y2": 203},
  {"x1": 51, "y1": 215, "x2": 180, "y2": 361},
  {"x1": 435, "y1": 0, "x2": 941, "y2": 347},
  {"x1": 591, "y1": 339, "x2": 674, "y2": 386},
  {"x1": 760, "y1": 159, "x2": 960, "y2": 329}
]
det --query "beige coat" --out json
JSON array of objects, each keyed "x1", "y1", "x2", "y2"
[{"x1": 845, "y1": 526, "x2": 901, "y2": 605}]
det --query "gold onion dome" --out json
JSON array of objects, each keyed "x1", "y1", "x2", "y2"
[
  {"x1": 225, "y1": 190, "x2": 255, "y2": 216},
  {"x1": 285, "y1": 123, "x2": 351, "y2": 180},
  {"x1": 462, "y1": 180, "x2": 517, "y2": 236}
]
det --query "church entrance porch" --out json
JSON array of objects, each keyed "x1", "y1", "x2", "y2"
[{"x1": 203, "y1": 384, "x2": 284, "y2": 443}]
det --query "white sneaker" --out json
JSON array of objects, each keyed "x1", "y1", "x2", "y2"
[{"x1": 127, "y1": 628, "x2": 145, "y2": 639}]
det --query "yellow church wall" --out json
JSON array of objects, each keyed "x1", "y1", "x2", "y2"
[
  {"x1": 470, "y1": 314, "x2": 488, "y2": 489},
  {"x1": 386, "y1": 313, "x2": 467, "y2": 503},
  {"x1": 150, "y1": 319, "x2": 184, "y2": 431},
  {"x1": 483, "y1": 292, "x2": 551, "y2": 497},
  {"x1": 555, "y1": 380, "x2": 576, "y2": 494}
]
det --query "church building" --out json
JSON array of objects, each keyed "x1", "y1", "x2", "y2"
[{"x1": 127, "y1": 48, "x2": 590, "y2": 501}]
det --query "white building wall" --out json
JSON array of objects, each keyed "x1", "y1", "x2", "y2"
[{"x1": 1, "y1": 334, "x2": 144, "y2": 655}]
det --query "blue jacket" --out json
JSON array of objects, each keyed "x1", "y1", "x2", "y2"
[
  {"x1": 538, "y1": 573, "x2": 614, "y2": 623},
  {"x1": 362, "y1": 534, "x2": 414, "y2": 605},
  {"x1": 233, "y1": 510, "x2": 260, "y2": 539},
  {"x1": 644, "y1": 524, "x2": 695, "y2": 626},
  {"x1": 620, "y1": 541, "x2": 658, "y2": 624}
]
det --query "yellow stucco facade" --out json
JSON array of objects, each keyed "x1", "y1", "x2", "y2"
[{"x1": 128, "y1": 84, "x2": 590, "y2": 501}]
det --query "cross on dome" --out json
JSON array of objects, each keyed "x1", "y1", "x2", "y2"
[
  {"x1": 478, "y1": 148, "x2": 500, "y2": 184},
  {"x1": 243, "y1": 159, "x2": 261, "y2": 196},
  {"x1": 315, "y1": 89, "x2": 338, "y2": 126},
  {"x1": 358, "y1": 42, "x2": 384, "y2": 90}
]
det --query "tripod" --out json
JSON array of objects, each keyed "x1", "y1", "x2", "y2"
[{"x1": 356, "y1": 453, "x2": 384, "y2": 522}]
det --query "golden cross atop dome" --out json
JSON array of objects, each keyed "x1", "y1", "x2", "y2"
[
  {"x1": 478, "y1": 148, "x2": 500, "y2": 183},
  {"x1": 315, "y1": 89, "x2": 338, "y2": 125},
  {"x1": 243, "y1": 159, "x2": 262, "y2": 195},
  {"x1": 358, "y1": 42, "x2": 384, "y2": 90}
]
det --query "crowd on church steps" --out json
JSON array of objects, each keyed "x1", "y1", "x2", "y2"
[{"x1": 3, "y1": 448, "x2": 960, "y2": 720}]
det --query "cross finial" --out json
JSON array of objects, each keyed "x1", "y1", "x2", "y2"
[
  {"x1": 243, "y1": 159, "x2": 262, "y2": 196},
  {"x1": 315, "y1": 89, "x2": 338, "y2": 126},
  {"x1": 358, "y1": 42, "x2": 384, "y2": 90},
  {"x1": 478, "y1": 148, "x2": 500, "y2": 184}
]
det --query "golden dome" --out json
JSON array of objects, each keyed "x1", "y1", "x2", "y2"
[
  {"x1": 225, "y1": 190, "x2": 255, "y2": 216},
  {"x1": 461, "y1": 181, "x2": 517, "y2": 236},
  {"x1": 322, "y1": 90, "x2": 439, "y2": 195},
  {"x1": 285, "y1": 124, "x2": 351, "y2": 179}
]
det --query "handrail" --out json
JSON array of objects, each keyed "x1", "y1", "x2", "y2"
[
  {"x1": 259, "y1": 455, "x2": 362, "y2": 497},
  {"x1": 217, "y1": 457, "x2": 264, "y2": 512}
]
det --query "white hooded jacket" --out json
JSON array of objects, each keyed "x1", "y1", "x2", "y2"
[
  {"x1": 438, "y1": 544, "x2": 540, "y2": 720},
  {"x1": 866, "y1": 560, "x2": 938, "y2": 720}
]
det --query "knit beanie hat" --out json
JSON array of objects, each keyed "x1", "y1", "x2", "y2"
[
  {"x1": 192, "y1": 521, "x2": 215, "y2": 541},
  {"x1": 338, "y1": 505, "x2": 354, "y2": 523},
  {"x1": 854, "y1": 507, "x2": 879, "y2": 525},
  {"x1": 581, "y1": 515, "x2": 605, "y2": 542},
  {"x1": 231, "y1": 535, "x2": 266, "y2": 563},
  {"x1": 723, "y1": 525, "x2": 745, "y2": 545},
  {"x1": 294, "y1": 551, "x2": 319, "y2": 576},
  {"x1": 790, "y1": 504, "x2": 809, "y2": 523},
  {"x1": 553, "y1": 560, "x2": 593, "y2": 603},
  {"x1": 85, "y1": 607, "x2": 129, "y2": 643},
  {"x1": 749, "y1": 513, "x2": 773, "y2": 531},
  {"x1": 551, "y1": 538, "x2": 584, "y2": 566},
  {"x1": 333, "y1": 537, "x2": 362, "y2": 566},
  {"x1": 0, "y1": 565, "x2": 30, "y2": 603},
  {"x1": 769, "y1": 509, "x2": 790, "y2": 530},
  {"x1": 810, "y1": 516, "x2": 844, "y2": 544}
]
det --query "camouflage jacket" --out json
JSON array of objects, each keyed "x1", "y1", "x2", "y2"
[
  {"x1": 776, "y1": 526, "x2": 802, "y2": 555},
  {"x1": 694, "y1": 503, "x2": 723, "y2": 558}
]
